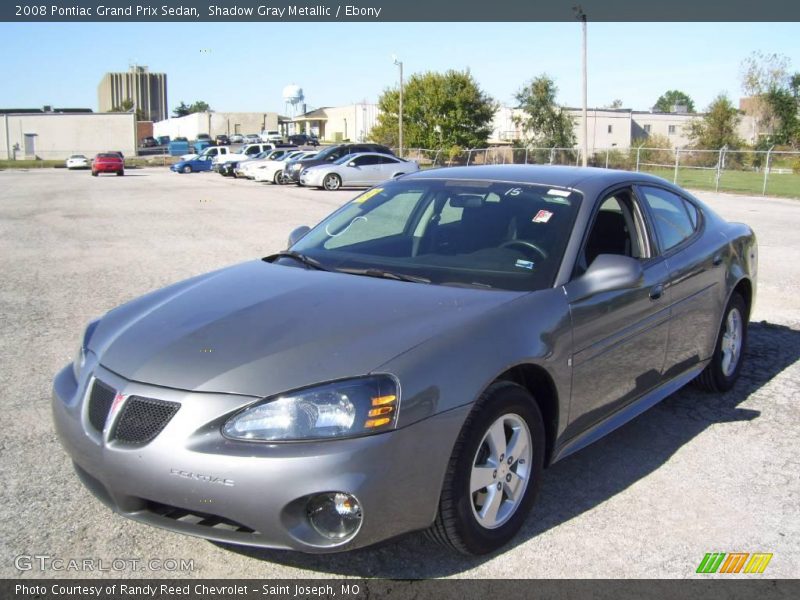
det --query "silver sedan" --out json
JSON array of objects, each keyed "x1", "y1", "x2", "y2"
[
  {"x1": 299, "y1": 152, "x2": 419, "y2": 190},
  {"x1": 52, "y1": 166, "x2": 756, "y2": 556}
]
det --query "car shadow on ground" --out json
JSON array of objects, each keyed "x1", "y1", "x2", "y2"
[{"x1": 215, "y1": 320, "x2": 800, "y2": 577}]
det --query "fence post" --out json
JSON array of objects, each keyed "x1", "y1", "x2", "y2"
[
  {"x1": 714, "y1": 145, "x2": 727, "y2": 193},
  {"x1": 433, "y1": 149, "x2": 441, "y2": 167},
  {"x1": 673, "y1": 148, "x2": 680, "y2": 184},
  {"x1": 762, "y1": 145, "x2": 774, "y2": 196},
  {"x1": 605, "y1": 150, "x2": 609, "y2": 169},
  {"x1": 636, "y1": 145, "x2": 641, "y2": 172},
  {"x1": 550, "y1": 146, "x2": 556, "y2": 165},
  {"x1": 466, "y1": 149, "x2": 472, "y2": 166}
]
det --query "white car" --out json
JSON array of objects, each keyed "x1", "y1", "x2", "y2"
[
  {"x1": 65, "y1": 155, "x2": 89, "y2": 169},
  {"x1": 213, "y1": 143, "x2": 276, "y2": 168},
  {"x1": 252, "y1": 151, "x2": 318, "y2": 184},
  {"x1": 261, "y1": 130, "x2": 283, "y2": 143},
  {"x1": 299, "y1": 152, "x2": 419, "y2": 190},
  {"x1": 180, "y1": 146, "x2": 232, "y2": 162},
  {"x1": 237, "y1": 148, "x2": 300, "y2": 179},
  {"x1": 229, "y1": 134, "x2": 244, "y2": 144}
]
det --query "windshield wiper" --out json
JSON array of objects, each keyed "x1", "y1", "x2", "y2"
[
  {"x1": 338, "y1": 267, "x2": 430, "y2": 284},
  {"x1": 263, "y1": 251, "x2": 331, "y2": 271}
]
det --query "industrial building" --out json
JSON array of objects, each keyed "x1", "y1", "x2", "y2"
[
  {"x1": 1, "y1": 109, "x2": 137, "y2": 160},
  {"x1": 98, "y1": 66, "x2": 168, "y2": 122},
  {"x1": 153, "y1": 111, "x2": 283, "y2": 140}
]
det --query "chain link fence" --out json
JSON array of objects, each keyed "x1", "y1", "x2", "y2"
[{"x1": 398, "y1": 146, "x2": 800, "y2": 198}]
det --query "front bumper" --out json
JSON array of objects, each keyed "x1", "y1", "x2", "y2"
[{"x1": 52, "y1": 363, "x2": 464, "y2": 552}]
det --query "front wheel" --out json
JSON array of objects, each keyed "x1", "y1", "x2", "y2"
[
  {"x1": 427, "y1": 382, "x2": 545, "y2": 555},
  {"x1": 695, "y1": 292, "x2": 748, "y2": 392},
  {"x1": 182, "y1": 165, "x2": 192, "y2": 174},
  {"x1": 273, "y1": 170, "x2": 283, "y2": 184},
  {"x1": 117, "y1": 170, "x2": 124, "y2": 176},
  {"x1": 323, "y1": 173, "x2": 341, "y2": 191}
]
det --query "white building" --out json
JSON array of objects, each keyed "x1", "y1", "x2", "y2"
[
  {"x1": 289, "y1": 103, "x2": 379, "y2": 142},
  {"x1": 153, "y1": 112, "x2": 283, "y2": 140},
  {"x1": 0, "y1": 110, "x2": 136, "y2": 160}
]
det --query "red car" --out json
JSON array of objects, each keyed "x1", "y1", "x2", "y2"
[{"x1": 92, "y1": 153, "x2": 124, "y2": 176}]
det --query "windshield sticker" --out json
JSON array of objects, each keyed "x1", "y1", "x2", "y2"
[
  {"x1": 533, "y1": 209, "x2": 553, "y2": 223},
  {"x1": 547, "y1": 189, "x2": 571, "y2": 197},
  {"x1": 353, "y1": 188, "x2": 383, "y2": 204},
  {"x1": 515, "y1": 259, "x2": 535, "y2": 270}
]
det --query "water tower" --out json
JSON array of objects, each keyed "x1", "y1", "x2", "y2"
[{"x1": 282, "y1": 84, "x2": 304, "y2": 117}]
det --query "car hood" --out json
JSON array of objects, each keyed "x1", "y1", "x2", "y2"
[{"x1": 90, "y1": 260, "x2": 520, "y2": 397}]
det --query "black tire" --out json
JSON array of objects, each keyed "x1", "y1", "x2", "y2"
[
  {"x1": 323, "y1": 173, "x2": 342, "y2": 191},
  {"x1": 117, "y1": 170, "x2": 124, "y2": 176},
  {"x1": 273, "y1": 170, "x2": 283, "y2": 184},
  {"x1": 182, "y1": 165, "x2": 192, "y2": 174},
  {"x1": 695, "y1": 292, "x2": 748, "y2": 392},
  {"x1": 91, "y1": 171, "x2": 98, "y2": 177},
  {"x1": 427, "y1": 381, "x2": 545, "y2": 555}
]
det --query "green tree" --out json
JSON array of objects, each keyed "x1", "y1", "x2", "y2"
[
  {"x1": 653, "y1": 90, "x2": 696, "y2": 113},
  {"x1": 513, "y1": 75, "x2": 575, "y2": 148},
  {"x1": 370, "y1": 69, "x2": 497, "y2": 149},
  {"x1": 189, "y1": 100, "x2": 211, "y2": 113},
  {"x1": 606, "y1": 99, "x2": 624, "y2": 109},
  {"x1": 110, "y1": 98, "x2": 144, "y2": 120},
  {"x1": 765, "y1": 86, "x2": 799, "y2": 147},
  {"x1": 173, "y1": 101, "x2": 191, "y2": 117},
  {"x1": 740, "y1": 51, "x2": 792, "y2": 139},
  {"x1": 688, "y1": 94, "x2": 744, "y2": 149}
]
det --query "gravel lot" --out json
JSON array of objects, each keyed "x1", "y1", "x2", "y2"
[{"x1": 0, "y1": 167, "x2": 798, "y2": 578}]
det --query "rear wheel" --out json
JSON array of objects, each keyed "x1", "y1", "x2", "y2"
[
  {"x1": 117, "y1": 170, "x2": 124, "y2": 176},
  {"x1": 323, "y1": 173, "x2": 342, "y2": 191},
  {"x1": 273, "y1": 170, "x2": 283, "y2": 184},
  {"x1": 182, "y1": 165, "x2": 192, "y2": 174},
  {"x1": 695, "y1": 292, "x2": 748, "y2": 392},
  {"x1": 427, "y1": 382, "x2": 545, "y2": 555}
]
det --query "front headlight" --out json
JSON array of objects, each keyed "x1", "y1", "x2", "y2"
[
  {"x1": 223, "y1": 375, "x2": 399, "y2": 442},
  {"x1": 72, "y1": 318, "x2": 100, "y2": 379}
]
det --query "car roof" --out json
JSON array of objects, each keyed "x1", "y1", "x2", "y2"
[
  {"x1": 341, "y1": 152, "x2": 400, "y2": 160},
  {"x1": 403, "y1": 164, "x2": 672, "y2": 190}
]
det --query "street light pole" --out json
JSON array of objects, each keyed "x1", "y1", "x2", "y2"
[
  {"x1": 574, "y1": 5, "x2": 588, "y2": 167},
  {"x1": 393, "y1": 55, "x2": 404, "y2": 157}
]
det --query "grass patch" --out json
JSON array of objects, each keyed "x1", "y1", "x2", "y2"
[
  {"x1": 639, "y1": 167, "x2": 799, "y2": 199},
  {"x1": 0, "y1": 159, "x2": 64, "y2": 169}
]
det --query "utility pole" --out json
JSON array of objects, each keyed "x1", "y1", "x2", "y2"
[
  {"x1": 393, "y1": 55, "x2": 404, "y2": 157},
  {"x1": 574, "y1": 5, "x2": 588, "y2": 167}
]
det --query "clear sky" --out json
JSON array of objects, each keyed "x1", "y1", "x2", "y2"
[{"x1": 0, "y1": 22, "x2": 798, "y2": 114}]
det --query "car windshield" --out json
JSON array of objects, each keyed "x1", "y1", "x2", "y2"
[
  {"x1": 290, "y1": 178, "x2": 582, "y2": 291},
  {"x1": 313, "y1": 146, "x2": 342, "y2": 161}
]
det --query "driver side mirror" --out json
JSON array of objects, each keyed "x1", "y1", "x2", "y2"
[
  {"x1": 287, "y1": 225, "x2": 311, "y2": 248},
  {"x1": 348, "y1": 161, "x2": 357, "y2": 167},
  {"x1": 565, "y1": 254, "x2": 644, "y2": 302}
]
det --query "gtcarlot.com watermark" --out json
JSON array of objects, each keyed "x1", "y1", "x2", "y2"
[{"x1": 14, "y1": 554, "x2": 195, "y2": 573}]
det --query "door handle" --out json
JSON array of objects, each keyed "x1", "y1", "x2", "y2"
[
  {"x1": 649, "y1": 283, "x2": 664, "y2": 301},
  {"x1": 712, "y1": 254, "x2": 723, "y2": 266}
]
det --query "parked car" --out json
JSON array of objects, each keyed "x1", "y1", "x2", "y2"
[
  {"x1": 53, "y1": 165, "x2": 757, "y2": 555},
  {"x1": 288, "y1": 133, "x2": 320, "y2": 147},
  {"x1": 261, "y1": 130, "x2": 283, "y2": 143},
  {"x1": 284, "y1": 143, "x2": 394, "y2": 184},
  {"x1": 141, "y1": 136, "x2": 159, "y2": 148},
  {"x1": 229, "y1": 133, "x2": 244, "y2": 144},
  {"x1": 65, "y1": 154, "x2": 89, "y2": 169},
  {"x1": 237, "y1": 148, "x2": 299, "y2": 179},
  {"x1": 157, "y1": 136, "x2": 171, "y2": 146},
  {"x1": 253, "y1": 151, "x2": 318, "y2": 183},
  {"x1": 180, "y1": 146, "x2": 232, "y2": 162},
  {"x1": 170, "y1": 154, "x2": 215, "y2": 174},
  {"x1": 300, "y1": 152, "x2": 419, "y2": 190},
  {"x1": 243, "y1": 134, "x2": 262, "y2": 144},
  {"x1": 192, "y1": 139, "x2": 214, "y2": 154},
  {"x1": 91, "y1": 153, "x2": 124, "y2": 176},
  {"x1": 215, "y1": 134, "x2": 230, "y2": 146},
  {"x1": 213, "y1": 143, "x2": 276, "y2": 172}
]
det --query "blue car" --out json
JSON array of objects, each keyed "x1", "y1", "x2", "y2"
[{"x1": 171, "y1": 155, "x2": 215, "y2": 174}]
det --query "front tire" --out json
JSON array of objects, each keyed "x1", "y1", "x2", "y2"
[
  {"x1": 182, "y1": 165, "x2": 192, "y2": 174},
  {"x1": 117, "y1": 170, "x2": 124, "y2": 176},
  {"x1": 427, "y1": 382, "x2": 545, "y2": 555},
  {"x1": 323, "y1": 173, "x2": 342, "y2": 191},
  {"x1": 273, "y1": 170, "x2": 283, "y2": 184},
  {"x1": 695, "y1": 292, "x2": 748, "y2": 392}
]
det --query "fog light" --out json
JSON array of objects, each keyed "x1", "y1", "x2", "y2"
[{"x1": 306, "y1": 492, "x2": 362, "y2": 540}]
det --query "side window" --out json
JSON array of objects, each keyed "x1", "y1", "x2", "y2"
[
  {"x1": 580, "y1": 189, "x2": 648, "y2": 273},
  {"x1": 378, "y1": 156, "x2": 399, "y2": 164},
  {"x1": 351, "y1": 155, "x2": 374, "y2": 166},
  {"x1": 640, "y1": 186, "x2": 696, "y2": 251}
]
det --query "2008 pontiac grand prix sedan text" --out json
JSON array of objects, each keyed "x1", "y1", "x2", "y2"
[{"x1": 53, "y1": 165, "x2": 757, "y2": 555}]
